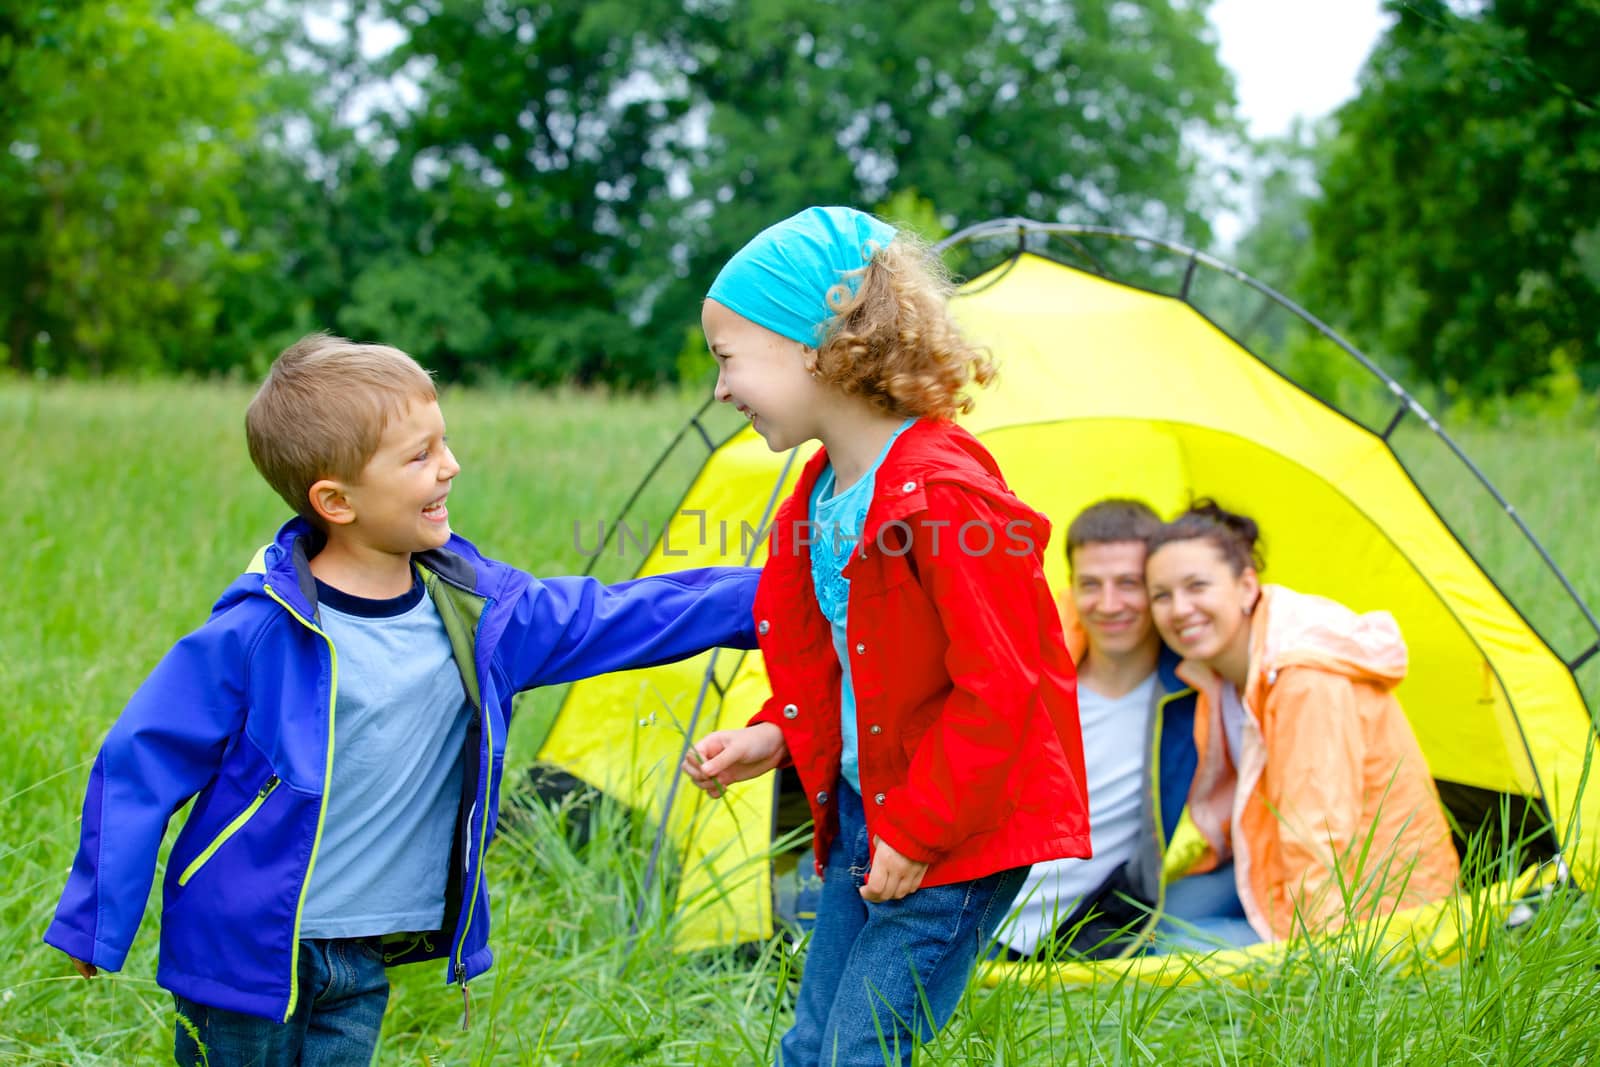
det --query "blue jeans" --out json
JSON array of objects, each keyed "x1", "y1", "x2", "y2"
[
  {"x1": 1152, "y1": 862, "x2": 1262, "y2": 952},
  {"x1": 173, "y1": 937, "x2": 389, "y2": 1067},
  {"x1": 780, "y1": 784, "x2": 1027, "y2": 1067}
]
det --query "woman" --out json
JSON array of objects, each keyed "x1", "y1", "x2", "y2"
[{"x1": 1144, "y1": 500, "x2": 1458, "y2": 946}]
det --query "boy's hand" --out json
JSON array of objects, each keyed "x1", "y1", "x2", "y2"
[
  {"x1": 682, "y1": 723, "x2": 787, "y2": 797},
  {"x1": 861, "y1": 837, "x2": 929, "y2": 902},
  {"x1": 69, "y1": 956, "x2": 97, "y2": 979}
]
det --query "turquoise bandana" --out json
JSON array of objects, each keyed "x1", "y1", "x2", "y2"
[{"x1": 706, "y1": 206, "x2": 899, "y2": 346}]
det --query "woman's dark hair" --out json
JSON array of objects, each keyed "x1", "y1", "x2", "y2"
[{"x1": 1146, "y1": 498, "x2": 1264, "y2": 576}]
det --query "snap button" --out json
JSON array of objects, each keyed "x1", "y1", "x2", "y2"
[
  {"x1": 782, "y1": 703, "x2": 798, "y2": 719},
  {"x1": 869, "y1": 724, "x2": 881, "y2": 735},
  {"x1": 874, "y1": 793, "x2": 886, "y2": 805},
  {"x1": 855, "y1": 642, "x2": 866, "y2": 655},
  {"x1": 816, "y1": 791, "x2": 830, "y2": 805},
  {"x1": 758, "y1": 619, "x2": 770, "y2": 635},
  {"x1": 902, "y1": 480, "x2": 916, "y2": 493}
]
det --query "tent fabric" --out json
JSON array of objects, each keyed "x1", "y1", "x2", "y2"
[{"x1": 539, "y1": 250, "x2": 1597, "y2": 958}]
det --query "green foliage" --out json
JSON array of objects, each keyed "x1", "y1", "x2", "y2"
[
  {"x1": 876, "y1": 189, "x2": 949, "y2": 243},
  {"x1": 1445, "y1": 348, "x2": 1600, "y2": 427},
  {"x1": 340, "y1": 248, "x2": 511, "y2": 374},
  {"x1": 1303, "y1": 0, "x2": 1600, "y2": 398},
  {"x1": 673, "y1": 324, "x2": 716, "y2": 395},
  {"x1": 637, "y1": 0, "x2": 1238, "y2": 374},
  {"x1": 0, "y1": 0, "x2": 261, "y2": 374},
  {"x1": 1, "y1": 0, "x2": 1241, "y2": 385}
]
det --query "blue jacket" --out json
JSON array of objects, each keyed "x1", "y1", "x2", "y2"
[{"x1": 45, "y1": 518, "x2": 759, "y2": 1021}]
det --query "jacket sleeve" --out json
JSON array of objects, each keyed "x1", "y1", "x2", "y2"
[
  {"x1": 876, "y1": 485, "x2": 1061, "y2": 862},
  {"x1": 500, "y1": 566, "x2": 759, "y2": 690},
  {"x1": 43, "y1": 620, "x2": 251, "y2": 971},
  {"x1": 1261, "y1": 668, "x2": 1366, "y2": 932}
]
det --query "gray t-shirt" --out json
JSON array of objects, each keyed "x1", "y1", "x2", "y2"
[{"x1": 299, "y1": 577, "x2": 471, "y2": 938}]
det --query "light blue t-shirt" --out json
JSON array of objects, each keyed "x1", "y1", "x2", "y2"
[
  {"x1": 1002, "y1": 674, "x2": 1158, "y2": 954},
  {"x1": 299, "y1": 575, "x2": 472, "y2": 938},
  {"x1": 809, "y1": 419, "x2": 915, "y2": 792}
]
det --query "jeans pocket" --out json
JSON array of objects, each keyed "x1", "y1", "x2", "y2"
[
  {"x1": 846, "y1": 819, "x2": 875, "y2": 886},
  {"x1": 351, "y1": 937, "x2": 387, "y2": 964}
]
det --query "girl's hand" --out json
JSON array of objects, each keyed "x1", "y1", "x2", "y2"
[
  {"x1": 861, "y1": 837, "x2": 929, "y2": 902},
  {"x1": 682, "y1": 723, "x2": 787, "y2": 797}
]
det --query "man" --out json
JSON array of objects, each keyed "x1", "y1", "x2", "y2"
[{"x1": 996, "y1": 498, "x2": 1199, "y2": 960}]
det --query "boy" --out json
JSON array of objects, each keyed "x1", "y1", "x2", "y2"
[{"x1": 44, "y1": 334, "x2": 759, "y2": 1065}]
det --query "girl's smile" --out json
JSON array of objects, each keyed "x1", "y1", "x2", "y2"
[{"x1": 703, "y1": 298, "x2": 828, "y2": 453}]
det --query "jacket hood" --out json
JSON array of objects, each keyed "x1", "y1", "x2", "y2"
[
  {"x1": 860, "y1": 418, "x2": 1053, "y2": 540},
  {"x1": 1253, "y1": 584, "x2": 1408, "y2": 690}
]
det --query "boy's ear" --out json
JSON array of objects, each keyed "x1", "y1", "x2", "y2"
[{"x1": 307, "y1": 479, "x2": 356, "y2": 527}]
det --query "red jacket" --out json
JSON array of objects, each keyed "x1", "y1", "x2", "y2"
[{"x1": 749, "y1": 419, "x2": 1090, "y2": 887}]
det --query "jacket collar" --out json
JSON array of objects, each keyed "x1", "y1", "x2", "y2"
[
  {"x1": 1156, "y1": 645, "x2": 1188, "y2": 696},
  {"x1": 246, "y1": 516, "x2": 491, "y2": 622},
  {"x1": 783, "y1": 418, "x2": 1041, "y2": 541}
]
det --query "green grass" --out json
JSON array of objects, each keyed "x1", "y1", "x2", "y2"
[{"x1": 4, "y1": 380, "x2": 1599, "y2": 1065}]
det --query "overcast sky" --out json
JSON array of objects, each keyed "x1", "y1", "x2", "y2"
[
  {"x1": 1204, "y1": 0, "x2": 1392, "y2": 244},
  {"x1": 1209, "y1": 0, "x2": 1392, "y2": 139}
]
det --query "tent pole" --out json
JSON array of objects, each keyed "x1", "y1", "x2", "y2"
[
  {"x1": 626, "y1": 445, "x2": 804, "y2": 957},
  {"x1": 584, "y1": 395, "x2": 721, "y2": 578}
]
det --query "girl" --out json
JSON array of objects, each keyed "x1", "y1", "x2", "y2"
[
  {"x1": 681, "y1": 206, "x2": 1089, "y2": 1066},
  {"x1": 1143, "y1": 500, "x2": 1459, "y2": 947}
]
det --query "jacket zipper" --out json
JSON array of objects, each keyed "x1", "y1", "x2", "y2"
[
  {"x1": 451, "y1": 687, "x2": 490, "y2": 1029},
  {"x1": 176, "y1": 775, "x2": 281, "y2": 886},
  {"x1": 1121, "y1": 687, "x2": 1191, "y2": 956},
  {"x1": 262, "y1": 583, "x2": 339, "y2": 1024},
  {"x1": 428, "y1": 567, "x2": 492, "y2": 1030}
]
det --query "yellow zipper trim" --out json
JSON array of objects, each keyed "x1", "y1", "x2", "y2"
[
  {"x1": 177, "y1": 777, "x2": 281, "y2": 886},
  {"x1": 263, "y1": 583, "x2": 338, "y2": 1024},
  {"x1": 452, "y1": 689, "x2": 492, "y2": 984},
  {"x1": 1120, "y1": 685, "x2": 1195, "y2": 957},
  {"x1": 419, "y1": 564, "x2": 492, "y2": 993}
]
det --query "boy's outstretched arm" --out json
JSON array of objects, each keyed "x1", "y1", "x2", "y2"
[
  {"x1": 44, "y1": 624, "x2": 248, "y2": 974},
  {"x1": 501, "y1": 566, "x2": 759, "y2": 691}
]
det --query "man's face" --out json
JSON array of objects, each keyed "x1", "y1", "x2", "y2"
[{"x1": 1070, "y1": 540, "x2": 1156, "y2": 660}]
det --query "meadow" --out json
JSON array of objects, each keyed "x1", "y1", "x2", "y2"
[{"x1": 4, "y1": 380, "x2": 1599, "y2": 1065}]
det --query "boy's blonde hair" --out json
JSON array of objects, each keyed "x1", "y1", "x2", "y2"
[
  {"x1": 814, "y1": 233, "x2": 995, "y2": 420},
  {"x1": 246, "y1": 332, "x2": 437, "y2": 524}
]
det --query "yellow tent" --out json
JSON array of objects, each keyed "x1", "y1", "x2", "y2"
[{"x1": 536, "y1": 223, "x2": 1600, "y2": 970}]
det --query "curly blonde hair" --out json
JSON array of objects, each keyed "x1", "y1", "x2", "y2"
[{"x1": 812, "y1": 233, "x2": 995, "y2": 420}]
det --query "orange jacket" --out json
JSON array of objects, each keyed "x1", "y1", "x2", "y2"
[{"x1": 1180, "y1": 585, "x2": 1459, "y2": 941}]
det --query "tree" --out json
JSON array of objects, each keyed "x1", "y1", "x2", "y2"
[
  {"x1": 350, "y1": 0, "x2": 1237, "y2": 384},
  {"x1": 348, "y1": 0, "x2": 699, "y2": 384},
  {"x1": 631, "y1": 0, "x2": 1239, "y2": 377},
  {"x1": 201, "y1": 0, "x2": 436, "y2": 376},
  {"x1": 0, "y1": 0, "x2": 260, "y2": 374},
  {"x1": 3, "y1": 0, "x2": 1242, "y2": 385},
  {"x1": 1304, "y1": 0, "x2": 1600, "y2": 397}
]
